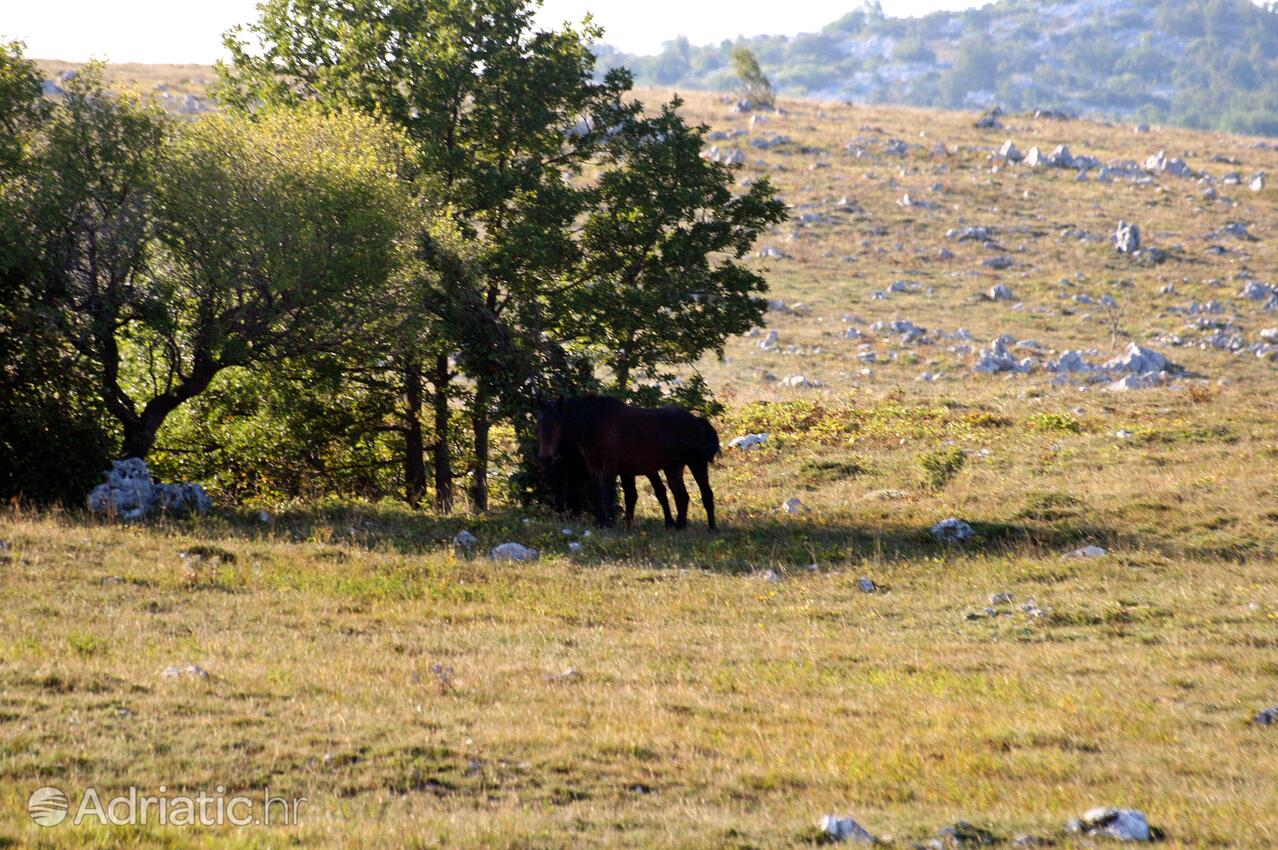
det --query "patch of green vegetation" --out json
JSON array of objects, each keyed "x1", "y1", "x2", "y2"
[
  {"x1": 917, "y1": 446, "x2": 966, "y2": 490},
  {"x1": 1028, "y1": 412, "x2": 1083, "y2": 434}
]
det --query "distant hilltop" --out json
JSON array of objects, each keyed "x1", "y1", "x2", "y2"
[{"x1": 594, "y1": 0, "x2": 1278, "y2": 136}]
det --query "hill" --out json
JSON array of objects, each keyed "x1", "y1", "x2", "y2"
[
  {"x1": 4, "y1": 86, "x2": 1278, "y2": 847},
  {"x1": 595, "y1": 0, "x2": 1278, "y2": 136}
]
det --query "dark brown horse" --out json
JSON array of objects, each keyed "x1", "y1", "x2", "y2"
[{"x1": 537, "y1": 395, "x2": 720, "y2": 531}]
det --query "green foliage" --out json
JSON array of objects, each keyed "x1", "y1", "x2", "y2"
[
  {"x1": 917, "y1": 446, "x2": 966, "y2": 491},
  {"x1": 1028, "y1": 412, "x2": 1084, "y2": 434},
  {"x1": 732, "y1": 47, "x2": 774, "y2": 107},
  {"x1": 0, "y1": 45, "x2": 113, "y2": 504}
]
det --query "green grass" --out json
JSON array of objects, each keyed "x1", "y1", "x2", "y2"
[{"x1": 3, "y1": 82, "x2": 1278, "y2": 848}]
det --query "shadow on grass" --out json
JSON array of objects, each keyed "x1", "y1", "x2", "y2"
[{"x1": 112, "y1": 501, "x2": 1198, "y2": 574}]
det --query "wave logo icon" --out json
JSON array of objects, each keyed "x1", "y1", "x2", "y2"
[{"x1": 28, "y1": 786, "x2": 70, "y2": 827}]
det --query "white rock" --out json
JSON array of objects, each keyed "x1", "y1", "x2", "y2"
[
  {"x1": 857, "y1": 577, "x2": 877, "y2": 593},
  {"x1": 997, "y1": 140, "x2": 1022, "y2": 162},
  {"x1": 258, "y1": 510, "x2": 271, "y2": 523},
  {"x1": 1250, "y1": 172, "x2": 1267, "y2": 192},
  {"x1": 1114, "y1": 221, "x2": 1141, "y2": 254},
  {"x1": 87, "y1": 458, "x2": 210, "y2": 519},
  {"x1": 454, "y1": 530, "x2": 479, "y2": 547},
  {"x1": 161, "y1": 664, "x2": 209, "y2": 680},
  {"x1": 1068, "y1": 808, "x2": 1152, "y2": 842},
  {"x1": 819, "y1": 815, "x2": 877, "y2": 844},
  {"x1": 762, "y1": 569, "x2": 782, "y2": 583},
  {"x1": 1103, "y1": 343, "x2": 1182, "y2": 376},
  {"x1": 781, "y1": 497, "x2": 804, "y2": 514},
  {"x1": 987, "y1": 283, "x2": 1014, "y2": 301},
  {"x1": 568, "y1": 541, "x2": 582, "y2": 553},
  {"x1": 1107, "y1": 372, "x2": 1168, "y2": 391},
  {"x1": 990, "y1": 592, "x2": 1013, "y2": 605},
  {"x1": 1067, "y1": 545, "x2": 1107, "y2": 558},
  {"x1": 758, "y1": 329, "x2": 780, "y2": 351},
  {"x1": 489, "y1": 542, "x2": 538, "y2": 562},
  {"x1": 931, "y1": 518, "x2": 974, "y2": 543},
  {"x1": 728, "y1": 433, "x2": 769, "y2": 450}
]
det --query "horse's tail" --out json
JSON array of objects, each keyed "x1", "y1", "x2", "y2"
[{"x1": 698, "y1": 418, "x2": 721, "y2": 464}]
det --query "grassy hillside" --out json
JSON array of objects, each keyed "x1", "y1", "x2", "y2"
[
  {"x1": 597, "y1": 0, "x2": 1278, "y2": 136},
  {"x1": 3, "y1": 90, "x2": 1278, "y2": 847}
]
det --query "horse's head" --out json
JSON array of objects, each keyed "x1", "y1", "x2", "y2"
[{"x1": 535, "y1": 399, "x2": 564, "y2": 463}]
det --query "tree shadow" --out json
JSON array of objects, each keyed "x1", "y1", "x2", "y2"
[{"x1": 133, "y1": 502, "x2": 1207, "y2": 575}]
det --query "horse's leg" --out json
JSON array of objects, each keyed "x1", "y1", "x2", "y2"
[
  {"x1": 689, "y1": 460, "x2": 717, "y2": 532},
  {"x1": 647, "y1": 473, "x2": 674, "y2": 529},
  {"x1": 594, "y1": 467, "x2": 618, "y2": 528},
  {"x1": 666, "y1": 465, "x2": 689, "y2": 530},
  {"x1": 621, "y1": 474, "x2": 638, "y2": 529}
]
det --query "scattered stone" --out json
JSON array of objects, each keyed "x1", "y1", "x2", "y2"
[
  {"x1": 819, "y1": 815, "x2": 877, "y2": 844},
  {"x1": 1241, "y1": 281, "x2": 1275, "y2": 301},
  {"x1": 975, "y1": 107, "x2": 1004, "y2": 129},
  {"x1": 989, "y1": 592, "x2": 1013, "y2": 605},
  {"x1": 987, "y1": 283, "x2": 1014, "y2": 301},
  {"x1": 782, "y1": 497, "x2": 804, "y2": 514},
  {"x1": 935, "y1": 821, "x2": 1001, "y2": 846},
  {"x1": 757, "y1": 246, "x2": 786, "y2": 259},
  {"x1": 728, "y1": 433, "x2": 769, "y2": 450},
  {"x1": 1024, "y1": 146, "x2": 1045, "y2": 167},
  {"x1": 762, "y1": 569, "x2": 782, "y2": 583},
  {"x1": 489, "y1": 542, "x2": 538, "y2": 562},
  {"x1": 1253, "y1": 706, "x2": 1278, "y2": 725},
  {"x1": 983, "y1": 256, "x2": 1014, "y2": 270},
  {"x1": 1104, "y1": 343, "x2": 1183, "y2": 375},
  {"x1": 1114, "y1": 221, "x2": 1141, "y2": 254},
  {"x1": 161, "y1": 664, "x2": 210, "y2": 680},
  {"x1": 997, "y1": 140, "x2": 1022, "y2": 162},
  {"x1": 759, "y1": 329, "x2": 781, "y2": 351},
  {"x1": 545, "y1": 668, "x2": 582, "y2": 684},
  {"x1": 87, "y1": 458, "x2": 211, "y2": 520},
  {"x1": 783, "y1": 374, "x2": 819, "y2": 388},
  {"x1": 1067, "y1": 808, "x2": 1153, "y2": 842},
  {"x1": 568, "y1": 541, "x2": 582, "y2": 553},
  {"x1": 454, "y1": 530, "x2": 479, "y2": 547},
  {"x1": 1067, "y1": 545, "x2": 1107, "y2": 558},
  {"x1": 931, "y1": 518, "x2": 974, "y2": 544},
  {"x1": 1250, "y1": 172, "x2": 1267, "y2": 192},
  {"x1": 948, "y1": 226, "x2": 993, "y2": 242},
  {"x1": 975, "y1": 337, "x2": 1033, "y2": 374},
  {"x1": 857, "y1": 577, "x2": 878, "y2": 594}
]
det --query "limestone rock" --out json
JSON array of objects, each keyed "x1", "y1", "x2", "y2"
[
  {"x1": 1067, "y1": 808, "x2": 1153, "y2": 842},
  {"x1": 489, "y1": 542, "x2": 538, "y2": 562},
  {"x1": 931, "y1": 518, "x2": 974, "y2": 543}
]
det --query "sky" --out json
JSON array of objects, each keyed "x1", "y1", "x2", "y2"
[{"x1": 4, "y1": 0, "x2": 986, "y2": 65}]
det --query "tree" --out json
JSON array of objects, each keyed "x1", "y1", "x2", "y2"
[
  {"x1": 0, "y1": 44, "x2": 113, "y2": 504},
  {"x1": 732, "y1": 47, "x2": 775, "y2": 107},
  {"x1": 568, "y1": 100, "x2": 787, "y2": 396},
  {"x1": 32, "y1": 75, "x2": 412, "y2": 460},
  {"x1": 219, "y1": 0, "x2": 634, "y2": 511}
]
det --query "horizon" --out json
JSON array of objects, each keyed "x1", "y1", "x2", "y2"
[{"x1": 7, "y1": 0, "x2": 987, "y2": 66}]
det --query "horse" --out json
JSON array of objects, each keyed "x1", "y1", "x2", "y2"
[
  {"x1": 546, "y1": 431, "x2": 674, "y2": 526},
  {"x1": 536, "y1": 395, "x2": 720, "y2": 531}
]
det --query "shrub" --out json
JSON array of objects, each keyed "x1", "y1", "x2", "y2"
[{"x1": 917, "y1": 446, "x2": 966, "y2": 490}]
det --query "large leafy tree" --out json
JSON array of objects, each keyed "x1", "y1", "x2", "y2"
[
  {"x1": 0, "y1": 44, "x2": 114, "y2": 503},
  {"x1": 30, "y1": 72, "x2": 412, "y2": 459},
  {"x1": 570, "y1": 100, "x2": 787, "y2": 395},
  {"x1": 218, "y1": 0, "x2": 635, "y2": 511}
]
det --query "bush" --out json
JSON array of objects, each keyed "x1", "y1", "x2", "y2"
[{"x1": 917, "y1": 446, "x2": 966, "y2": 490}]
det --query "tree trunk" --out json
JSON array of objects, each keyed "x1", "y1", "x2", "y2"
[
  {"x1": 120, "y1": 416, "x2": 161, "y2": 460},
  {"x1": 402, "y1": 360, "x2": 427, "y2": 507},
  {"x1": 431, "y1": 353, "x2": 454, "y2": 513},
  {"x1": 470, "y1": 383, "x2": 490, "y2": 512}
]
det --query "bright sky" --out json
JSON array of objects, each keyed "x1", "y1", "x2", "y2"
[{"x1": 5, "y1": 0, "x2": 984, "y2": 64}]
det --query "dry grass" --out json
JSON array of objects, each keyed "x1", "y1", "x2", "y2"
[{"x1": 3, "y1": 75, "x2": 1278, "y2": 848}]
